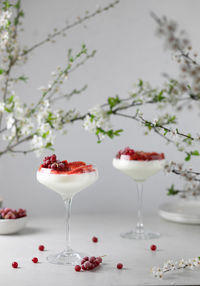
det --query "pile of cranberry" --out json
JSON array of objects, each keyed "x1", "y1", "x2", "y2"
[
  {"x1": 40, "y1": 154, "x2": 94, "y2": 174},
  {"x1": 116, "y1": 147, "x2": 165, "y2": 161},
  {"x1": 0, "y1": 208, "x2": 27, "y2": 219},
  {"x1": 75, "y1": 256, "x2": 103, "y2": 272}
]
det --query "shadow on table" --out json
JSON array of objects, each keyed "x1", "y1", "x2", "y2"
[{"x1": 9, "y1": 226, "x2": 49, "y2": 236}]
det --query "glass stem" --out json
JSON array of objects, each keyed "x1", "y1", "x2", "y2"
[
  {"x1": 136, "y1": 182, "x2": 144, "y2": 234},
  {"x1": 64, "y1": 198, "x2": 72, "y2": 252}
]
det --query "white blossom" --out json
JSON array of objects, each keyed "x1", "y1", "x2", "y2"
[
  {"x1": 0, "y1": 10, "x2": 12, "y2": 28},
  {"x1": 83, "y1": 105, "x2": 112, "y2": 140},
  {"x1": 0, "y1": 102, "x2": 5, "y2": 112}
]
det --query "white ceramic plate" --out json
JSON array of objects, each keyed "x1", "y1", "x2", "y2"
[
  {"x1": 0, "y1": 216, "x2": 28, "y2": 234},
  {"x1": 158, "y1": 199, "x2": 200, "y2": 224}
]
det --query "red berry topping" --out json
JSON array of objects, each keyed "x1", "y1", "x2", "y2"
[
  {"x1": 32, "y1": 257, "x2": 38, "y2": 263},
  {"x1": 12, "y1": 261, "x2": 18, "y2": 268},
  {"x1": 92, "y1": 236, "x2": 98, "y2": 243},
  {"x1": 68, "y1": 161, "x2": 86, "y2": 170},
  {"x1": 74, "y1": 265, "x2": 81, "y2": 272},
  {"x1": 50, "y1": 154, "x2": 57, "y2": 163},
  {"x1": 117, "y1": 263, "x2": 123, "y2": 269},
  {"x1": 150, "y1": 244, "x2": 157, "y2": 251},
  {"x1": 38, "y1": 245, "x2": 45, "y2": 251},
  {"x1": 116, "y1": 147, "x2": 165, "y2": 161}
]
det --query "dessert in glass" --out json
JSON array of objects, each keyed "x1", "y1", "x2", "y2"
[
  {"x1": 113, "y1": 147, "x2": 165, "y2": 240},
  {"x1": 37, "y1": 154, "x2": 98, "y2": 264}
]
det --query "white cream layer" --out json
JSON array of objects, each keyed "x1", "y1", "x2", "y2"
[
  {"x1": 112, "y1": 158, "x2": 165, "y2": 182},
  {"x1": 37, "y1": 169, "x2": 98, "y2": 200}
]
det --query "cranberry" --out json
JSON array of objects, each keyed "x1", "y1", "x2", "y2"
[
  {"x1": 81, "y1": 265, "x2": 86, "y2": 271},
  {"x1": 32, "y1": 257, "x2": 38, "y2": 263},
  {"x1": 38, "y1": 245, "x2": 45, "y2": 251},
  {"x1": 58, "y1": 163, "x2": 65, "y2": 170},
  {"x1": 96, "y1": 256, "x2": 102, "y2": 263},
  {"x1": 83, "y1": 256, "x2": 89, "y2": 261},
  {"x1": 89, "y1": 256, "x2": 96, "y2": 263},
  {"x1": 50, "y1": 154, "x2": 57, "y2": 163},
  {"x1": 117, "y1": 263, "x2": 123, "y2": 269},
  {"x1": 51, "y1": 163, "x2": 58, "y2": 170},
  {"x1": 84, "y1": 261, "x2": 92, "y2": 269},
  {"x1": 150, "y1": 244, "x2": 157, "y2": 251},
  {"x1": 92, "y1": 236, "x2": 98, "y2": 243},
  {"x1": 12, "y1": 262, "x2": 18, "y2": 268},
  {"x1": 74, "y1": 265, "x2": 81, "y2": 272}
]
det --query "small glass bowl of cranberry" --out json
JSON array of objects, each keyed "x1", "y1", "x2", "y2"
[{"x1": 0, "y1": 208, "x2": 27, "y2": 234}]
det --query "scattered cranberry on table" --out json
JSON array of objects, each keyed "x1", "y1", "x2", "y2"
[
  {"x1": 12, "y1": 262, "x2": 18, "y2": 268},
  {"x1": 117, "y1": 263, "x2": 123, "y2": 269},
  {"x1": 74, "y1": 265, "x2": 81, "y2": 272},
  {"x1": 32, "y1": 257, "x2": 38, "y2": 263},
  {"x1": 38, "y1": 245, "x2": 45, "y2": 251},
  {"x1": 150, "y1": 244, "x2": 157, "y2": 251},
  {"x1": 92, "y1": 236, "x2": 98, "y2": 243}
]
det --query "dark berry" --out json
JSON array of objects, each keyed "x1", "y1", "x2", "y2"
[
  {"x1": 50, "y1": 154, "x2": 57, "y2": 163},
  {"x1": 89, "y1": 256, "x2": 96, "y2": 263},
  {"x1": 12, "y1": 262, "x2": 18, "y2": 268},
  {"x1": 32, "y1": 257, "x2": 38, "y2": 263},
  {"x1": 117, "y1": 263, "x2": 123, "y2": 269},
  {"x1": 92, "y1": 236, "x2": 98, "y2": 243},
  {"x1": 96, "y1": 256, "x2": 102, "y2": 263},
  {"x1": 51, "y1": 163, "x2": 58, "y2": 170},
  {"x1": 83, "y1": 256, "x2": 89, "y2": 261},
  {"x1": 81, "y1": 265, "x2": 86, "y2": 271},
  {"x1": 84, "y1": 261, "x2": 92, "y2": 269},
  {"x1": 38, "y1": 245, "x2": 45, "y2": 251},
  {"x1": 74, "y1": 265, "x2": 81, "y2": 272},
  {"x1": 150, "y1": 244, "x2": 157, "y2": 251}
]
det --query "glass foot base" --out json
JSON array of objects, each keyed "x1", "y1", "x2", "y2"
[
  {"x1": 120, "y1": 230, "x2": 160, "y2": 240},
  {"x1": 47, "y1": 248, "x2": 82, "y2": 265}
]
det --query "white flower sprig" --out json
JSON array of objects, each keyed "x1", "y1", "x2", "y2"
[{"x1": 152, "y1": 257, "x2": 200, "y2": 278}]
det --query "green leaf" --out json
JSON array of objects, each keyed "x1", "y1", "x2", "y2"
[
  {"x1": 167, "y1": 185, "x2": 179, "y2": 196},
  {"x1": 191, "y1": 150, "x2": 200, "y2": 156},
  {"x1": 185, "y1": 154, "x2": 191, "y2": 161},
  {"x1": 0, "y1": 69, "x2": 5, "y2": 75},
  {"x1": 107, "y1": 95, "x2": 121, "y2": 110},
  {"x1": 18, "y1": 75, "x2": 28, "y2": 82},
  {"x1": 42, "y1": 130, "x2": 49, "y2": 139},
  {"x1": 4, "y1": 107, "x2": 12, "y2": 113},
  {"x1": 138, "y1": 79, "x2": 143, "y2": 87},
  {"x1": 8, "y1": 95, "x2": 14, "y2": 104},
  {"x1": 45, "y1": 142, "x2": 53, "y2": 149},
  {"x1": 152, "y1": 90, "x2": 166, "y2": 102}
]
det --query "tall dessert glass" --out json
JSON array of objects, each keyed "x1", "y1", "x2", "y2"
[
  {"x1": 113, "y1": 147, "x2": 165, "y2": 240},
  {"x1": 37, "y1": 155, "x2": 98, "y2": 264}
]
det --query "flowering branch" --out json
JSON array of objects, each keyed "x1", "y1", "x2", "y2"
[
  {"x1": 20, "y1": 0, "x2": 119, "y2": 57},
  {"x1": 152, "y1": 257, "x2": 200, "y2": 278}
]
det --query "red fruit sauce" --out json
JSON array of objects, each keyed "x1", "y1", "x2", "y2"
[{"x1": 116, "y1": 147, "x2": 165, "y2": 161}]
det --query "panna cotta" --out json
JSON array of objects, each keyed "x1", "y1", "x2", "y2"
[
  {"x1": 113, "y1": 147, "x2": 165, "y2": 182},
  {"x1": 37, "y1": 155, "x2": 98, "y2": 200}
]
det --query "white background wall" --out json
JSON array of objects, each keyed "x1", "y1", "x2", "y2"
[{"x1": 1, "y1": 0, "x2": 200, "y2": 217}]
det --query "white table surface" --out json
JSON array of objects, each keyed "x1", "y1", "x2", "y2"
[{"x1": 1, "y1": 213, "x2": 200, "y2": 286}]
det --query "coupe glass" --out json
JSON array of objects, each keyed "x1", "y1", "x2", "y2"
[
  {"x1": 112, "y1": 158, "x2": 164, "y2": 239},
  {"x1": 37, "y1": 165, "x2": 98, "y2": 264}
]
